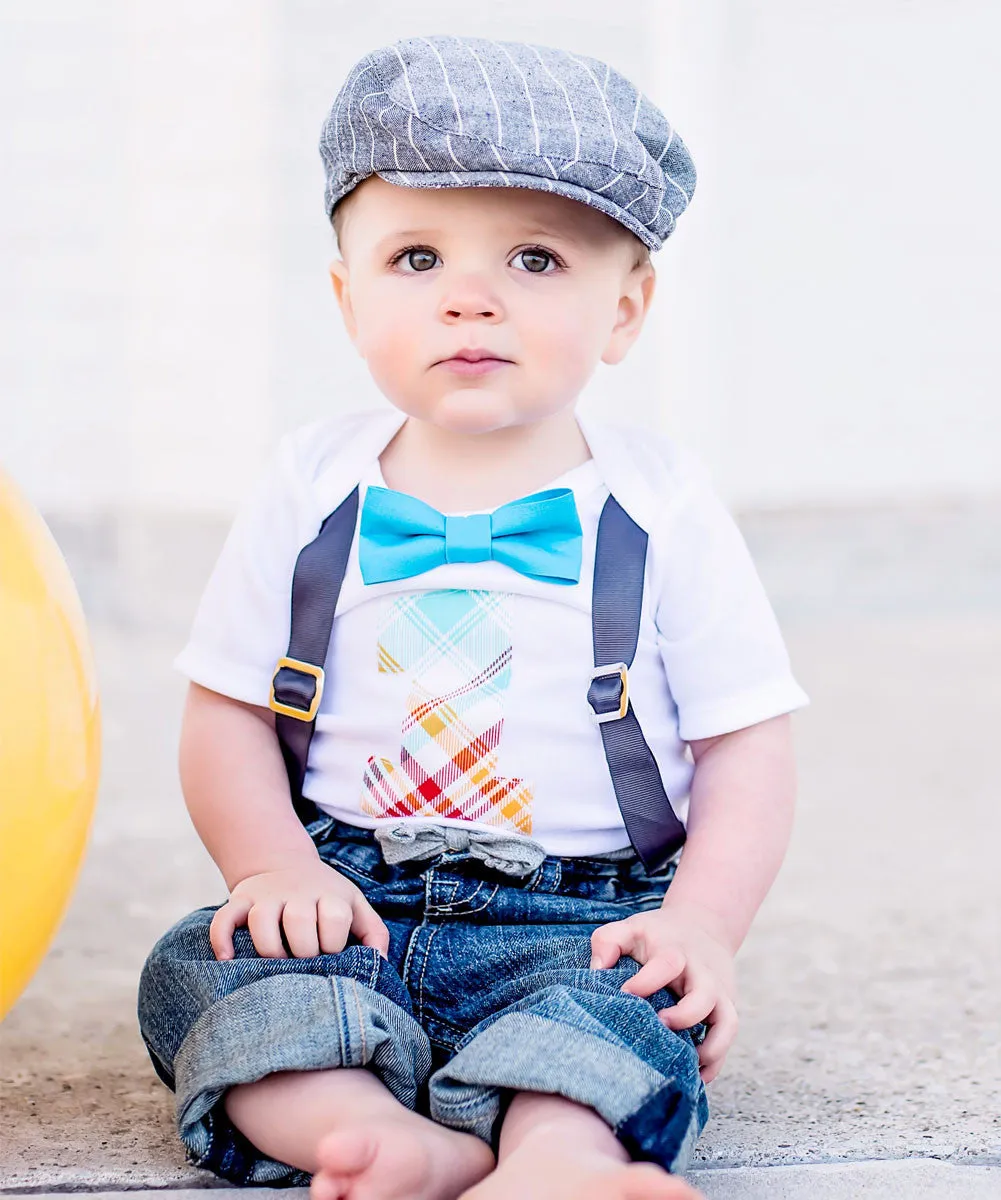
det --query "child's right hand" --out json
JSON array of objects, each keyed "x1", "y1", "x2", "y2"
[{"x1": 208, "y1": 859, "x2": 390, "y2": 961}]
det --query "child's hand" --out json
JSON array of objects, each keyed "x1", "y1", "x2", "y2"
[
  {"x1": 209, "y1": 859, "x2": 390, "y2": 962},
  {"x1": 589, "y1": 901, "x2": 738, "y2": 1084}
]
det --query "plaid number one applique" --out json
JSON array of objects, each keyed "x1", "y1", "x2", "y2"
[{"x1": 360, "y1": 589, "x2": 534, "y2": 833}]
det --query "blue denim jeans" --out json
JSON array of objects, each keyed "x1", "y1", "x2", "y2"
[{"x1": 137, "y1": 805, "x2": 709, "y2": 1187}]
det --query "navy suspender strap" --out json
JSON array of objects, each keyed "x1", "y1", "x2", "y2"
[
  {"x1": 270, "y1": 486, "x2": 686, "y2": 870},
  {"x1": 268, "y1": 487, "x2": 359, "y2": 826},
  {"x1": 585, "y1": 495, "x2": 687, "y2": 873}
]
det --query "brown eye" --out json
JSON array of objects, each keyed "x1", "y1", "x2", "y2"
[
  {"x1": 398, "y1": 248, "x2": 438, "y2": 272},
  {"x1": 514, "y1": 248, "x2": 556, "y2": 274}
]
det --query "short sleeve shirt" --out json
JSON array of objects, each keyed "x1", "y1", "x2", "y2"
[{"x1": 174, "y1": 411, "x2": 809, "y2": 856}]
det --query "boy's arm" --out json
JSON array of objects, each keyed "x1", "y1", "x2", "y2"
[
  {"x1": 663, "y1": 712, "x2": 796, "y2": 953},
  {"x1": 179, "y1": 681, "x2": 323, "y2": 892},
  {"x1": 589, "y1": 712, "x2": 797, "y2": 1082}
]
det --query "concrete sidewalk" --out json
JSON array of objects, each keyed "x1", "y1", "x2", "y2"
[{"x1": 1, "y1": 504, "x2": 999, "y2": 1196}]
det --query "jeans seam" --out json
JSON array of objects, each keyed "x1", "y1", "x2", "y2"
[
  {"x1": 418, "y1": 924, "x2": 443, "y2": 1024},
  {"x1": 194, "y1": 1114, "x2": 214, "y2": 1168},
  {"x1": 424, "y1": 1011, "x2": 468, "y2": 1042},
  {"x1": 332, "y1": 975, "x2": 349, "y2": 1066},
  {"x1": 400, "y1": 914, "x2": 427, "y2": 992},
  {"x1": 439, "y1": 1094, "x2": 500, "y2": 1114},
  {"x1": 351, "y1": 979, "x2": 367, "y2": 1064}
]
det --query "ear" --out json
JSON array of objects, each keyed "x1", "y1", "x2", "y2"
[
  {"x1": 601, "y1": 263, "x2": 656, "y2": 366},
  {"x1": 328, "y1": 258, "x2": 359, "y2": 344}
]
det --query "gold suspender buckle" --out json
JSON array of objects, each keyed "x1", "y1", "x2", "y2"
[
  {"x1": 269, "y1": 656, "x2": 325, "y2": 722},
  {"x1": 588, "y1": 661, "x2": 629, "y2": 724}
]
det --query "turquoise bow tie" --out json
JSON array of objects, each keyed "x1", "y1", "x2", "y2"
[{"x1": 358, "y1": 485, "x2": 583, "y2": 586}]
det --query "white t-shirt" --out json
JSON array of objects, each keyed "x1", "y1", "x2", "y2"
[{"x1": 174, "y1": 408, "x2": 809, "y2": 856}]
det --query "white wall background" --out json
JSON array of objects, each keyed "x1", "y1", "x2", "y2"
[{"x1": 2, "y1": 1, "x2": 998, "y2": 517}]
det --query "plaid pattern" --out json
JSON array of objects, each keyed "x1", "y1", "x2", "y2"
[{"x1": 361, "y1": 590, "x2": 533, "y2": 832}]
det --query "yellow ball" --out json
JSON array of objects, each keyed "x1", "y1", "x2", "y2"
[{"x1": 0, "y1": 470, "x2": 101, "y2": 1020}]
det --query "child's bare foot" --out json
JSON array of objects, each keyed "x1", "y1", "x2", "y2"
[
  {"x1": 310, "y1": 1110, "x2": 495, "y2": 1200},
  {"x1": 457, "y1": 1124, "x2": 702, "y2": 1200}
]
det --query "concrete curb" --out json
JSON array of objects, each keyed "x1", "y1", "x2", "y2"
[
  {"x1": 689, "y1": 1158, "x2": 1001, "y2": 1198},
  {"x1": 2, "y1": 1160, "x2": 1000, "y2": 1198}
]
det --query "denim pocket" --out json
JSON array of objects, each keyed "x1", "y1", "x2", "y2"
[
  {"x1": 316, "y1": 831, "x2": 387, "y2": 882},
  {"x1": 554, "y1": 853, "x2": 678, "y2": 908},
  {"x1": 305, "y1": 812, "x2": 339, "y2": 842},
  {"x1": 312, "y1": 818, "x2": 427, "y2": 907},
  {"x1": 621, "y1": 855, "x2": 678, "y2": 900}
]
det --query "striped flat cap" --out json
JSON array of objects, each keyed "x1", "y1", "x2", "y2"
[{"x1": 319, "y1": 35, "x2": 696, "y2": 252}]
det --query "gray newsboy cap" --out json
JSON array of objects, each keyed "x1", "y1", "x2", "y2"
[{"x1": 319, "y1": 35, "x2": 696, "y2": 252}]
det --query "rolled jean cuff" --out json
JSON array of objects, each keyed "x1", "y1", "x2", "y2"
[
  {"x1": 616, "y1": 1077, "x2": 708, "y2": 1174},
  {"x1": 427, "y1": 1009, "x2": 707, "y2": 1172},
  {"x1": 173, "y1": 968, "x2": 432, "y2": 1185}
]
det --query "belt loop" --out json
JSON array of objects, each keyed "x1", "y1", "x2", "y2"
[{"x1": 528, "y1": 856, "x2": 561, "y2": 893}]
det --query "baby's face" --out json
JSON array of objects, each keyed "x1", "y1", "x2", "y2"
[{"x1": 329, "y1": 176, "x2": 654, "y2": 435}]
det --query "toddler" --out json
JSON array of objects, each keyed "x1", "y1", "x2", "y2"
[{"x1": 137, "y1": 35, "x2": 809, "y2": 1200}]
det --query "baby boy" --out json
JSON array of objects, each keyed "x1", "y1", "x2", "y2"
[{"x1": 137, "y1": 34, "x2": 808, "y2": 1200}]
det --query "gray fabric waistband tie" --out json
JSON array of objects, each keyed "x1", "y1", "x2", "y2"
[{"x1": 374, "y1": 820, "x2": 548, "y2": 877}]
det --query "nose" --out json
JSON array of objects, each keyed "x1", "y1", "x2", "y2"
[{"x1": 438, "y1": 272, "x2": 504, "y2": 322}]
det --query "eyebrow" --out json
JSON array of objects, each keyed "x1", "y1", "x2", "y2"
[
  {"x1": 375, "y1": 226, "x2": 585, "y2": 250},
  {"x1": 523, "y1": 227, "x2": 585, "y2": 247}
]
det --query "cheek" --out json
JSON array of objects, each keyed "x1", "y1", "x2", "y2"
[
  {"x1": 353, "y1": 288, "x2": 422, "y2": 368},
  {"x1": 520, "y1": 293, "x2": 607, "y2": 376}
]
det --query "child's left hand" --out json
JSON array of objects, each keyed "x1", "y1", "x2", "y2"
[{"x1": 589, "y1": 900, "x2": 738, "y2": 1084}]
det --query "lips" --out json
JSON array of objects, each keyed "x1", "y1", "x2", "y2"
[{"x1": 439, "y1": 350, "x2": 510, "y2": 364}]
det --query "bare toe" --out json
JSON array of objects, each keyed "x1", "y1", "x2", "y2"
[
  {"x1": 309, "y1": 1170, "x2": 340, "y2": 1200},
  {"x1": 459, "y1": 1145, "x2": 702, "y2": 1200},
  {"x1": 623, "y1": 1162, "x2": 702, "y2": 1198},
  {"x1": 315, "y1": 1127, "x2": 378, "y2": 1177},
  {"x1": 311, "y1": 1116, "x2": 492, "y2": 1200}
]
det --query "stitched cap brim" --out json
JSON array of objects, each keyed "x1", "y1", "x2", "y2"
[{"x1": 338, "y1": 169, "x2": 668, "y2": 253}]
